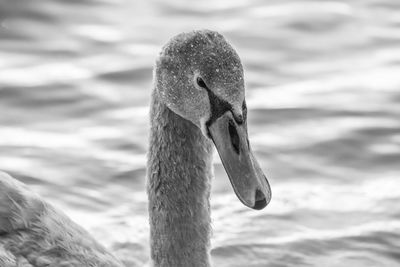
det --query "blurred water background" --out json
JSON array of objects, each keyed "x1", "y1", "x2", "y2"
[{"x1": 1, "y1": 0, "x2": 400, "y2": 266}]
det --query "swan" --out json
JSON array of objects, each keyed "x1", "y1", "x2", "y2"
[{"x1": 0, "y1": 30, "x2": 271, "y2": 267}]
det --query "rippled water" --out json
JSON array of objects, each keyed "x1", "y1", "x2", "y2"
[{"x1": 1, "y1": 0, "x2": 400, "y2": 266}]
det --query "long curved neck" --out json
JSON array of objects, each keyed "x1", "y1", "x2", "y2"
[{"x1": 147, "y1": 90, "x2": 214, "y2": 267}]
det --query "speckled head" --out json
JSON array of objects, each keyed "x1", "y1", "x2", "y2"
[
  {"x1": 154, "y1": 30, "x2": 271, "y2": 210},
  {"x1": 155, "y1": 30, "x2": 244, "y2": 129}
]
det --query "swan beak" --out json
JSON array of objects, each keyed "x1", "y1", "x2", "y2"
[{"x1": 208, "y1": 111, "x2": 271, "y2": 210}]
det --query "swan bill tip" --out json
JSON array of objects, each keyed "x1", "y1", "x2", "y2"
[{"x1": 252, "y1": 189, "x2": 269, "y2": 210}]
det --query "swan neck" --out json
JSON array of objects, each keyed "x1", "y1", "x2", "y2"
[{"x1": 147, "y1": 90, "x2": 213, "y2": 267}]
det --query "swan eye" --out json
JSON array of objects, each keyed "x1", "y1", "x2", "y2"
[{"x1": 196, "y1": 77, "x2": 208, "y2": 89}]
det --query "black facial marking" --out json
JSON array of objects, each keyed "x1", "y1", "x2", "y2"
[
  {"x1": 196, "y1": 77, "x2": 207, "y2": 88},
  {"x1": 204, "y1": 88, "x2": 233, "y2": 132}
]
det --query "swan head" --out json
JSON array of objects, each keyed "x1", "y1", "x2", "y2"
[{"x1": 155, "y1": 30, "x2": 271, "y2": 210}]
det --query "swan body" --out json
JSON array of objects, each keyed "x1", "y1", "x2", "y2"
[
  {"x1": 0, "y1": 171, "x2": 123, "y2": 267},
  {"x1": 0, "y1": 30, "x2": 271, "y2": 267}
]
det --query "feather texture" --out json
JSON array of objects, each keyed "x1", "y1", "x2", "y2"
[{"x1": 0, "y1": 172, "x2": 124, "y2": 267}]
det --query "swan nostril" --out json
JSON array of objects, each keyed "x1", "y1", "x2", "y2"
[
  {"x1": 253, "y1": 189, "x2": 267, "y2": 210},
  {"x1": 228, "y1": 120, "x2": 240, "y2": 154},
  {"x1": 235, "y1": 114, "x2": 244, "y2": 124}
]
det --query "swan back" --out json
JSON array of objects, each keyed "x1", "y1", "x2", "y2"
[{"x1": 0, "y1": 171, "x2": 123, "y2": 267}]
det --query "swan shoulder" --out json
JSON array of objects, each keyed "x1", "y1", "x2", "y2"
[{"x1": 0, "y1": 171, "x2": 124, "y2": 267}]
